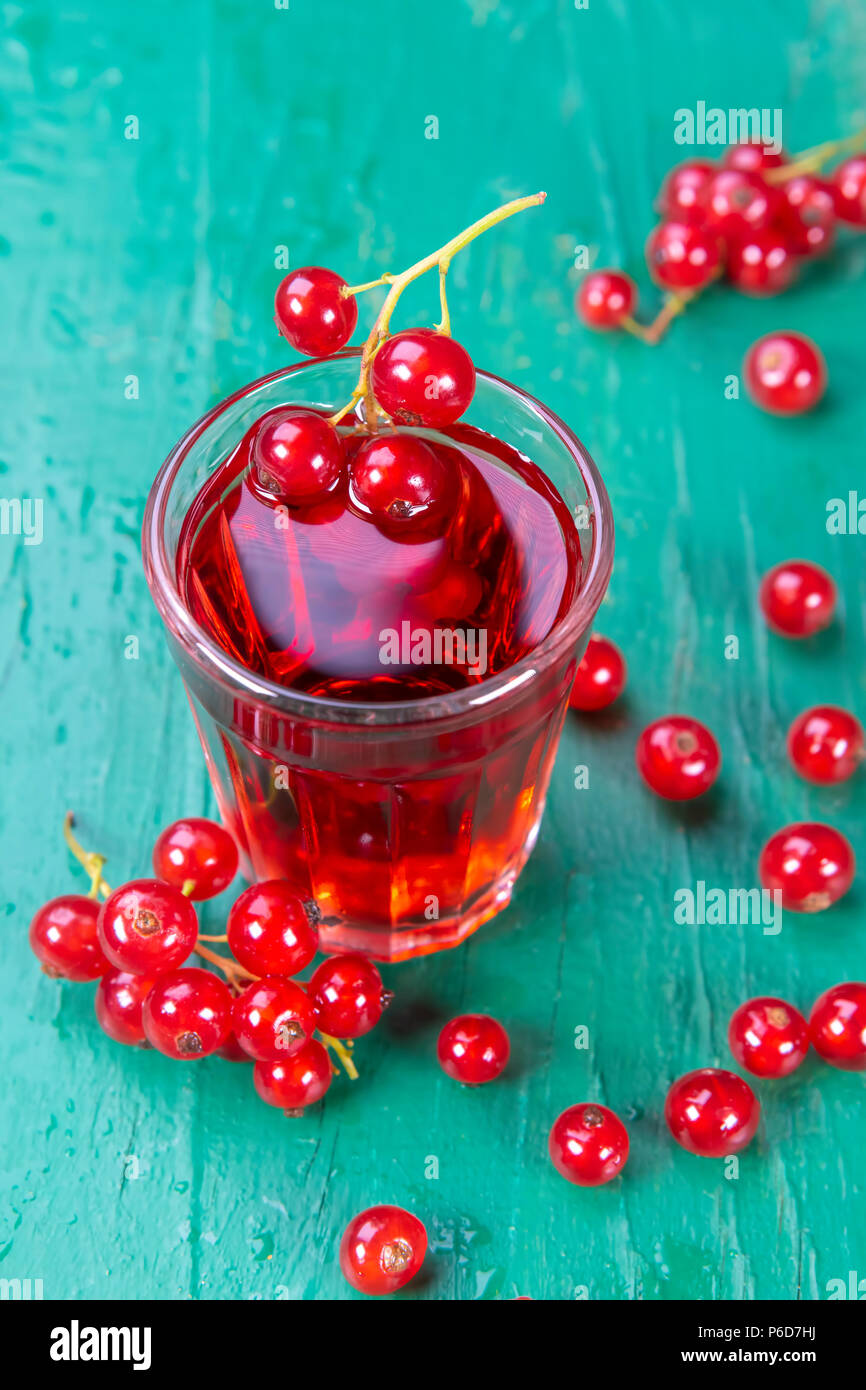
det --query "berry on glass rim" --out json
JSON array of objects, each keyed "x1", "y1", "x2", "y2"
[
  {"x1": 142, "y1": 967, "x2": 233, "y2": 1059},
  {"x1": 704, "y1": 168, "x2": 783, "y2": 238},
  {"x1": 348, "y1": 433, "x2": 458, "y2": 536},
  {"x1": 251, "y1": 409, "x2": 345, "y2": 506},
  {"x1": 152, "y1": 817, "x2": 238, "y2": 901},
  {"x1": 782, "y1": 175, "x2": 837, "y2": 256},
  {"x1": 726, "y1": 229, "x2": 799, "y2": 296},
  {"x1": 371, "y1": 328, "x2": 475, "y2": 426},
  {"x1": 758, "y1": 559, "x2": 836, "y2": 635},
  {"x1": 232, "y1": 977, "x2": 317, "y2": 1060},
  {"x1": 787, "y1": 705, "x2": 864, "y2": 784},
  {"x1": 253, "y1": 1040, "x2": 332, "y2": 1113},
  {"x1": 226, "y1": 880, "x2": 319, "y2": 978},
  {"x1": 665, "y1": 1068, "x2": 760, "y2": 1157},
  {"x1": 575, "y1": 270, "x2": 637, "y2": 330},
  {"x1": 569, "y1": 634, "x2": 627, "y2": 712},
  {"x1": 809, "y1": 982, "x2": 866, "y2": 1071},
  {"x1": 437, "y1": 1014, "x2": 510, "y2": 1084},
  {"x1": 274, "y1": 267, "x2": 358, "y2": 357},
  {"x1": 548, "y1": 1103, "x2": 629, "y2": 1186},
  {"x1": 29, "y1": 894, "x2": 108, "y2": 981},
  {"x1": 308, "y1": 954, "x2": 391, "y2": 1039},
  {"x1": 728, "y1": 997, "x2": 810, "y2": 1078},
  {"x1": 744, "y1": 334, "x2": 827, "y2": 417},
  {"x1": 759, "y1": 822, "x2": 855, "y2": 913},
  {"x1": 98, "y1": 879, "x2": 198, "y2": 975},
  {"x1": 636, "y1": 715, "x2": 721, "y2": 801},
  {"x1": 95, "y1": 969, "x2": 157, "y2": 1047},
  {"x1": 339, "y1": 1205, "x2": 427, "y2": 1296},
  {"x1": 645, "y1": 220, "x2": 721, "y2": 290},
  {"x1": 723, "y1": 141, "x2": 786, "y2": 174},
  {"x1": 831, "y1": 155, "x2": 866, "y2": 226},
  {"x1": 657, "y1": 160, "x2": 715, "y2": 222}
]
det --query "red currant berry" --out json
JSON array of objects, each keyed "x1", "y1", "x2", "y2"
[
  {"x1": 217, "y1": 1031, "x2": 252, "y2": 1062},
  {"x1": 704, "y1": 168, "x2": 783, "y2": 238},
  {"x1": 437, "y1": 1014, "x2": 510, "y2": 1084},
  {"x1": 274, "y1": 267, "x2": 358, "y2": 357},
  {"x1": 575, "y1": 270, "x2": 637, "y2": 330},
  {"x1": 251, "y1": 409, "x2": 345, "y2": 505},
  {"x1": 226, "y1": 881, "x2": 319, "y2": 978},
  {"x1": 371, "y1": 328, "x2": 475, "y2": 427},
  {"x1": 758, "y1": 559, "x2": 836, "y2": 636},
  {"x1": 726, "y1": 229, "x2": 799, "y2": 296},
  {"x1": 569, "y1": 634, "x2": 627, "y2": 712},
  {"x1": 548, "y1": 1103, "x2": 629, "y2": 1186},
  {"x1": 339, "y1": 1205, "x2": 427, "y2": 1296},
  {"x1": 658, "y1": 160, "x2": 715, "y2": 221},
  {"x1": 809, "y1": 982, "x2": 866, "y2": 1071},
  {"x1": 831, "y1": 155, "x2": 866, "y2": 226},
  {"x1": 253, "y1": 1040, "x2": 332, "y2": 1112},
  {"x1": 152, "y1": 817, "x2": 238, "y2": 900},
  {"x1": 95, "y1": 969, "x2": 158, "y2": 1047},
  {"x1": 348, "y1": 434, "x2": 458, "y2": 536},
  {"x1": 29, "y1": 894, "x2": 108, "y2": 981},
  {"x1": 728, "y1": 997, "x2": 810, "y2": 1078},
  {"x1": 665, "y1": 1068, "x2": 760, "y2": 1157},
  {"x1": 636, "y1": 715, "x2": 721, "y2": 801},
  {"x1": 232, "y1": 977, "x2": 317, "y2": 1060},
  {"x1": 98, "y1": 879, "x2": 198, "y2": 975},
  {"x1": 759, "y1": 822, "x2": 855, "y2": 913},
  {"x1": 308, "y1": 954, "x2": 390, "y2": 1039},
  {"x1": 787, "y1": 706, "x2": 865, "y2": 784},
  {"x1": 645, "y1": 220, "x2": 721, "y2": 290},
  {"x1": 782, "y1": 175, "x2": 836, "y2": 256},
  {"x1": 723, "y1": 141, "x2": 787, "y2": 174},
  {"x1": 142, "y1": 967, "x2": 233, "y2": 1059},
  {"x1": 744, "y1": 333, "x2": 827, "y2": 417}
]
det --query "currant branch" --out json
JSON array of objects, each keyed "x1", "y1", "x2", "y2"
[
  {"x1": 766, "y1": 124, "x2": 866, "y2": 182},
  {"x1": 331, "y1": 191, "x2": 546, "y2": 427}
]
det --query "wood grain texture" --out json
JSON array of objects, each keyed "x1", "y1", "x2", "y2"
[{"x1": 1, "y1": 0, "x2": 864, "y2": 1300}]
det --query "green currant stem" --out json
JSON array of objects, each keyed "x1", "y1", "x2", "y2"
[
  {"x1": 63, "y1": 813, "x2": 110, "y2": 900},
  {"x1": 181, "y1": 879, "x2": 196, "y2": 897},
  {"x1": 435, "y1": 257, "x2": 452, "y2": 335},
  {"x1": 767, "y1": 124, "x2": 866, "y2": 182},
  {"x1": 330, "y1": 191, "x2": 546, "y2": 427},
  {"x1": 319, "y1": 1032, "x2": 359, "y2": 1080}
]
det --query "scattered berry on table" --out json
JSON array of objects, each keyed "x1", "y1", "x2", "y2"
[
  {"x1": 339, "y1": 1205, "x2": 427, "y2": 1295},
  {"x1": 809, "y1": 982, "x2": 866, "y2": 1071},
  {"x1": 728, "y1": 997, "x2": 810, "y2": 1078},
  {"x1": 758, "y1": 559, "x2": 836, "y2": 634},
  {"x1": 744, "y1": 334, "x2": 827, "y2": 416},
  {"x1": 787, "y1": 705, "x2": 864, "y2": 784},
  {"x1": 759, "y1": 822, "x2": 855, "y2": 913},
  {"x1": 437, "y1": 1014, "x2": 510, "y2": 1084},
  {"x1": 548, "y1": 1103, "x2": 630, "y2": 1185},
  {"x1": 636, "y1": 715, "x2": 721, "y2": 800},
  {"x1": 568, "y1": 634, "x2": 627, "y2": 712},
  {"x1": 665, "y1": 1068, "x2": 760, "y2": 1157}
]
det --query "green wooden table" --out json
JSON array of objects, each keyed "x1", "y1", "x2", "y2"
[{"x1": 3, "y1": 0, "x2": 864, "y2": 1301}]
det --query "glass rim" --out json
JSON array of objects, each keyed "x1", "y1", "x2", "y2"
[{"x1": 142, "y1": 353, "x2": 614, "y2": 727}]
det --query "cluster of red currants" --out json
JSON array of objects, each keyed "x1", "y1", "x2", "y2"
[
  {"x1": 569, "y1": 558, "x2": 861, "y2": 912},
  {"x1": 29, "y1": 816, "x2": 391, "y2": 1115},
  {"x1": 576, "y1": 134, "x2": 866, "y2": 413}
]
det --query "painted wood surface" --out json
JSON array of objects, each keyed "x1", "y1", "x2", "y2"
[{"x1": 2, "y1": 0, "x2": 864, "y2": 1300}]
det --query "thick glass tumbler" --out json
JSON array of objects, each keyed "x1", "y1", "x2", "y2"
[{"x1": 143, "y1": 356, "x2": 613, "y2": 961}]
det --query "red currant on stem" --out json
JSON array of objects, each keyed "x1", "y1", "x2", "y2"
[
  {"x1": 726, "y1": 229, "x2": 799, "y2": 296},
  {"x1": 759, "y1": 822, "x2": 855, "y2": 913},
  {"x1": 339, "y1": 1205, "x2": 427, "y2": 1295},
  {"x1": 809, "y1": 983, "x2": 866, "y2": 1071},
  {"x1": 232, "y1": 977, "x2": 317, "y2": 1060},
  {"x1": 657, "y1": 160, "x2": 715, "y2": 221},
  {"x1": 253, "y1": 1040, "x2": 332, "y2": 1113},
  {"x1": 98, "y1": 879, "x2": 198, "y2": 975},
  {"x1": 437, "y1": 1014, "x2": 510, "y2": 1084},
  {"x1": 142, "y1": 967, "x2": 233, "y2": 1059},
  {"x1": 744, "y1": 334, "x2": 827, "y2": 417},
  {"x1": 371, "y1": 328, "x2": 475, "y2": 426},
  {"x1": 548, "y1": 1103, "x2": 629, "y2": 1186},
  {"x1": 636, "y1": 715, "x2": 721, "y2": 801},
  {"x1": 274, "y1": 267, "x2": 358, "y2": 357},
  {"x1": 152, "y1": 817, "x2": 239, "y2": 900},
  {"x1": 569, "y1": 634, "x2": 626, "y2": 712},
  {"x1": 645, "y1": 220, "x2": 722, "y2": 290},
  {"x1": 728, "y1": 997, "x2": 810, "y2": 1078},
  {"x1": 30, "y1": 895, "x2": 108, "y2": 981},
  {"x1": 308, "y1": 954, "x2": 391, "y2": 1039},
  {"x1": 96, "y1": 969, "x2": 158, "y2": 1046},
  {"x1": 831, "y1": 155, "x2": 866, "y2": 225},
  {"x1": 787, "y1": 706, "x2": 864, "y2": 784},
  {"x1": 226, "y1": 880, "x2": 319, "y2": 977},
  {"x1": 665, "y1": 1068, "x2": 760, "y2": 1157},
  {"x1": 781, "y1": 175, "x2": 837, "y2": 256},
  {"x1": 724, "y1": 141, "x2": 787, "y2": 174},
  {"x1": 251, "y1": 409, "x2": 345, "y2": 506},
  {"x1": 348, "y1": 434, "x2": 458, "y2": 537},
  {"x1": 576, "y1": 270, "x2": 638, "y2": 331},
  {"x1": 704, "y1": 168, "x2": 783, "y2": 238},
  {"x1": 758, "y1": 559, "x2": 836, "y2": 635}
]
